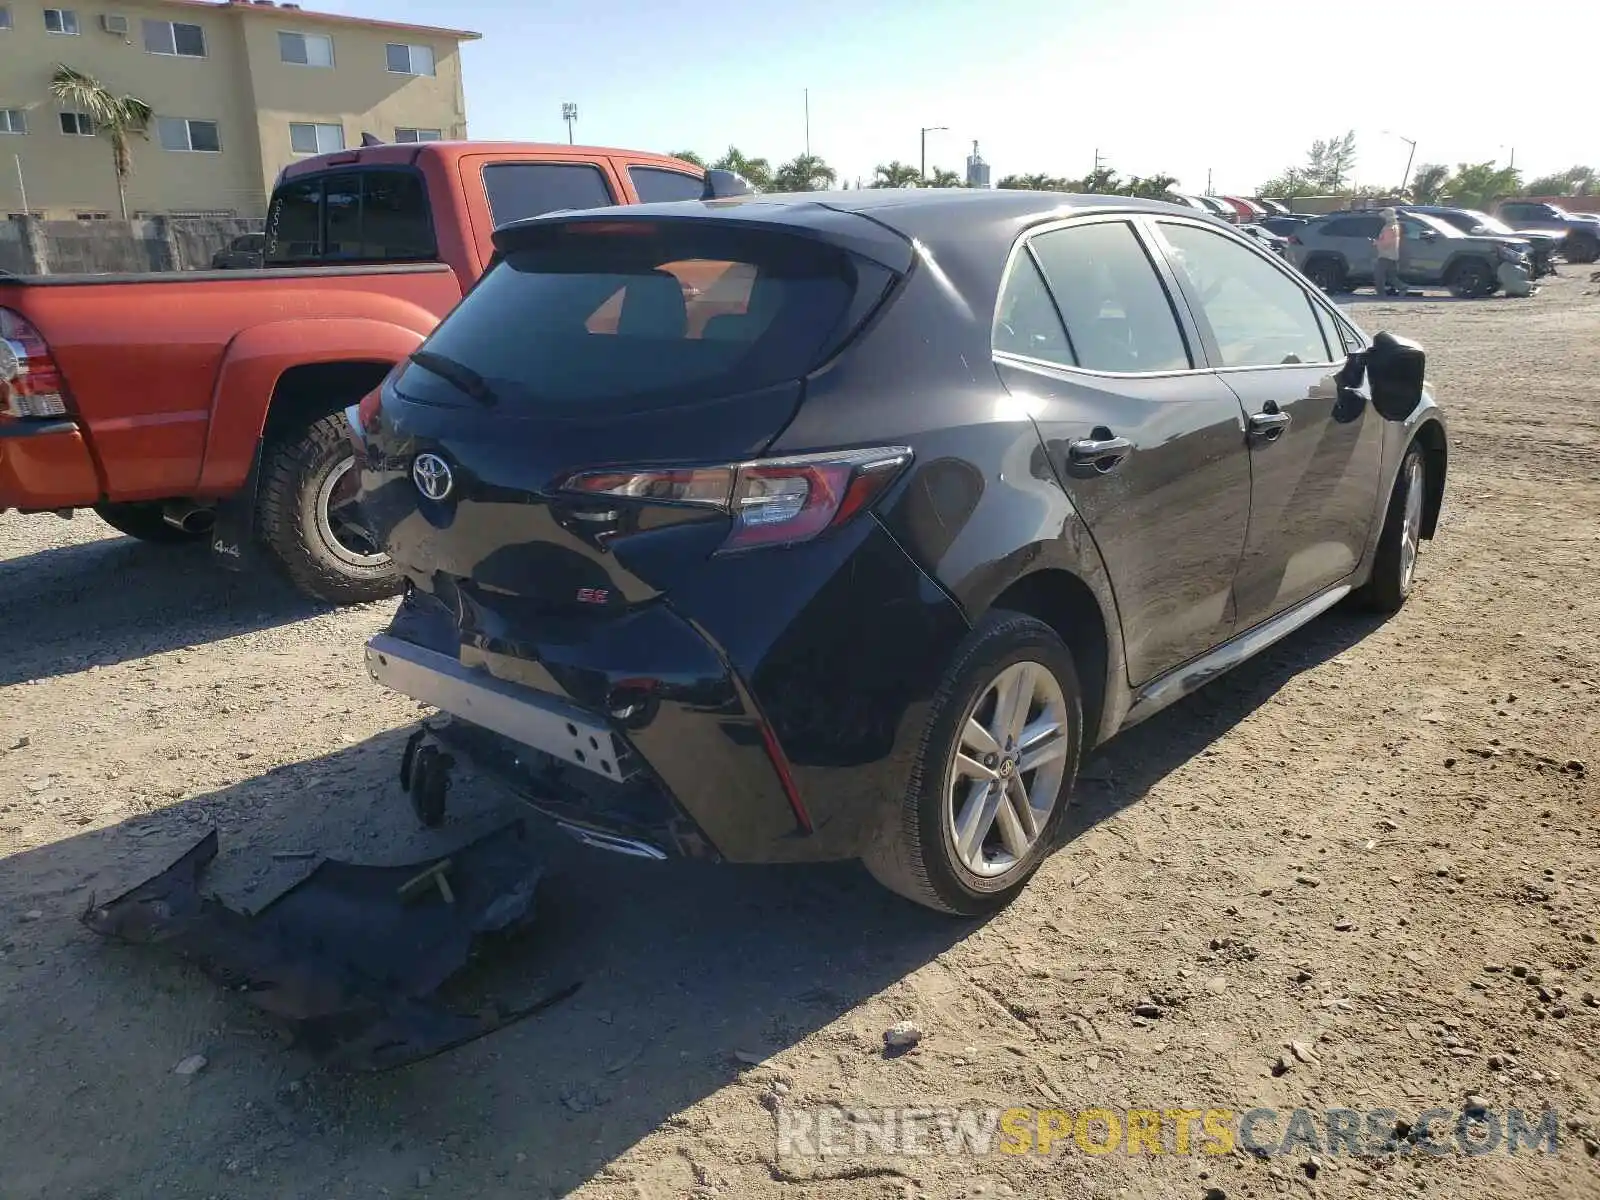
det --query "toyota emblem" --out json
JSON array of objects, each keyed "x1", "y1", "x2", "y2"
[{"x1": 412, "y1": 452, "x2": 454, "y2": 501}]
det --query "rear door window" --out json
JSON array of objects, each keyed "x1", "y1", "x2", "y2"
[
  {"x1": 396, "y1": 220, "x2": 897, "y2": 415},
  {"x1": 1027, "y1": 221, "x2": 1191, "y2": 373},
  {"x1": 481, "y1": 162, "x2": 616, "y2": 226},
  {"x1": 628, "y1": 166, "x2": 705, "y2": 204},
  {"x1": 264, "y1": 168, "x2": 434, "y2": 265},
  {"x1": 992, "y1": 250, "x2": 1074, "y2": 365}
]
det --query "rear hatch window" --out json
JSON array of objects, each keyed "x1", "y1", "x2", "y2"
[
  {"x1": 392, "y1": 220, "x2": 896, "y2": 417},
  {"x1": 264, "y1": 168, "x2": 435, "y2": 265}
]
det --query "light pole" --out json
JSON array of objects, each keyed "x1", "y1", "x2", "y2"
[
  {"x1": 1383, "y1": 130, "x2": 1417, "y2": 195},
  {"x1": 561, "y1": 102, "x2": 578, "y2": 145},
  {"x1": 920, "y1": 125, "x2": 947, "y2": 183}
]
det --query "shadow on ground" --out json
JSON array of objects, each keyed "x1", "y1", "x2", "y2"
[
  {"x1": 0, "y1": 533, "x2": 324, "y2": 687},
  {"x1": 0, "y1": 596, "x2": 1392, "y2": 1197}
]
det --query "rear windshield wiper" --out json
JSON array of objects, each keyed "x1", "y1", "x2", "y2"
[{"x1": 406, "y1": 350, "x2": 498, "y2": 407}]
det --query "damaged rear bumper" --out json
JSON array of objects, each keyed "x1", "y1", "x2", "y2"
[{"x1": 366, "y1": 590, "x2": 819, "y2": 863}]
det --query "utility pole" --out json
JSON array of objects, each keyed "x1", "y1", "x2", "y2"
[
  {"x1": 804, "y1": 89, "x2": 810, "y2": 158},
  {"x1": 1384, "y1": 131, "x2": 1417, "y2": 196},
  {"x1": 920, "y1": 125, "x2": 947, "y2": 183},
  {"x1": 1093, "y1": 147, "x2": 1103, "y2": 176},
  {"x1": 561, "y1": 102, "x2": 578, "y2": 145},
  {"x1": 1206, "y1": 167, "x2": 1213, "y2": 194}
]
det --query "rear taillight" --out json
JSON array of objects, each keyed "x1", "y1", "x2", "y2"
[
  {"x1": 559, "y1": 446, "x2": 913, "y2": 552},
  {"x1": 0, "y1": 307, "x2": 70, "y2": 420}
]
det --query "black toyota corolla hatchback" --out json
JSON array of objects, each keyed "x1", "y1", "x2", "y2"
[{"x1": 352, "y1": 190, "x2": 1448, "y2": 915}]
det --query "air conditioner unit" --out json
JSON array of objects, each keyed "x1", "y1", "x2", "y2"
[{"x1": 100, "y1": 13, "x2": 129, "y2": 34}]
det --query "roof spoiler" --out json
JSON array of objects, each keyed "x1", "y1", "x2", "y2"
[{"x1": 702, "y1": 169, "x2": 758, "y2": 200}]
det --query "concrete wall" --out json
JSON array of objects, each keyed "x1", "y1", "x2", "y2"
[
  {"x1": 0, "y1": 0, "x2": 473, "y2": 220},
  {"x1": 0, "y1": 215, "x2": 263, "y2": 274}
]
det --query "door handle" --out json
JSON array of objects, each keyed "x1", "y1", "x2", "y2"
[
  {"x1": 1065, "y1": 430, "x2": 1134, "y2": 474},
  {"x1": 1247, "y1": 405, "x2": 1292, "y2": 443}
]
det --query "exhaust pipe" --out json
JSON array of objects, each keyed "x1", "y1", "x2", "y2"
[{"x1": 162, "y1": 502, "x2": 216, "y2": 535}]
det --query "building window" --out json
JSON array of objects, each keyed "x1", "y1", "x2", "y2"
[
  {"x1": 75, "y1": 211, "x2": 109, "y2": 220},
  {"x1": 143, "y1": 19, "x2": 207, "y2": 57},
  {"x1": 59, "y1": 111, "x2": 94, "y2": 136},
  {"x1": 0, "y1": 109, "x2": 25, "y2": 135},
  {"x1": 289, "y1": 121, "x2": 345, "y2": 155},
  {"x1": 157, "y1": 117, "x2": 221, "y2": 153},
  {"x1": 278, "y1": 30, "x2": 333, "y2": 67},
  {"x1": 394, "y1": 127, "x2": 442, "y2": 143},
  {"x1": 44, "y1": 8, "x2": 79, "y2": 34},
  {"x1": 384, "y1": 43, "x2": 435, "y2": 76},
  {"x1": 0, "y1": 6, "x2": 13, "y2": 31}
]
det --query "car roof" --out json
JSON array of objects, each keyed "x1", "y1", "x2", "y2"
[{"x1": 500, "y1": 189, "x2": 1229, "y2": 271}]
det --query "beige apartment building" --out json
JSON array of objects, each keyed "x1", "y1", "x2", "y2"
[{"x1": 0, "y1": 0, "x2": 478, "y2": 218}]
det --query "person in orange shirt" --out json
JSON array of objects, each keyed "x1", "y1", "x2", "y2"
[{"x1": 1373, "y1": 207, "x2": 1404, "y2": 296}]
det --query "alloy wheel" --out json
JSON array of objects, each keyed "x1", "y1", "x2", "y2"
[
  {"x1": 315, "y1": 455, "x2": 388, "y2": 569},
  {"x1": 944, "y1": 660, "x2": 1071, "y2": 879},
  {"x1": 1399, "y1": 454, "x2": 1424, "y2": 590}
]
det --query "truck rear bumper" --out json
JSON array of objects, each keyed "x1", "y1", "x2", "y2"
[{"x1": 0, "y1": 420, "x2": 101, "y2": 511}]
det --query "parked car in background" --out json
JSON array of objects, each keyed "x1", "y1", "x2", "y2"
[
  {"x1": 210, "y1": 233, "x2": 265, "y2": 270},
  {"x1": 354, "y1": 190, "x2": 1446, "y2": 915},
  {"x1": 1401, "y1": 206, "x2": 1558, "y2": 277},
  {"x1": 1239, "y1": 222, "x2": 1289, "y2": 256},
  {"x1": 1221, "y1": 196, "x2": 1267, "y2": 223},
  {"x1": 1195, "y1": 195, "x2": 1239, "y2": 223},
  {"x1": 0, "y1": 140, "x2": 741, "y2": 604},
  {"x1": 1258, "y1": 214, "x2": 1312, "y2": 238},
  {"x1": 1493, "y1": 200, "x2": 1600, "y2": 263},
  {"x1": 1286, "y1": 209, "x2": 1527, "y2": 297},
  {"x1": 1253, "y1": 198, "x2": 1292, "y2": 216}
]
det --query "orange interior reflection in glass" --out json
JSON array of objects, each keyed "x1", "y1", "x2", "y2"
[{"x1": 584, "y1": 260, "x2": 757, "y2": 337}]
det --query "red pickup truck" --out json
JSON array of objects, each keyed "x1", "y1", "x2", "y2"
[{"x1": 0, "y1": 140, "x2": 723, "y2": 603}]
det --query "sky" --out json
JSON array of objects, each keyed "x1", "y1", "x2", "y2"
[{"x1": 321, "y1": 0, "x2": 1596, "y2": 193}]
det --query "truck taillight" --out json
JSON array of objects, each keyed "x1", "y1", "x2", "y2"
[
  {"x1": 558, "y1": 447, "x2": 914, "y2": 552},
  {"x1": 0, "y1": 307, "x2": 70, "y2": 420}
]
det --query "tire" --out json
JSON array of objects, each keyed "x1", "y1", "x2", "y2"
[
  {"x1": 1565, "y1": 234, "x2": 1599, "y2": 265},
  {"x1": 862, "y1": 610, "x2": 1083, "y2": 916},
  {"x1": 1448, "y1": 258, "x2": 1494, "y2": 298},
  {"x1": 94, "y1": 501, "x2": 207, "y2": 545},
  {"x1": 1303, "y1": 257, "x2": 1346, "y2": 292},
  {"x1": 1354, "y1": 443, "x2": 1427, "y2": 614},
  {"x1": 256, "y1": 412, "x2": 400, "y2": 605}
]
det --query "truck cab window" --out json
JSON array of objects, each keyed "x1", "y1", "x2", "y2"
[{"x1": 265, "y1": 169, "x2": 435, "y2": 266}]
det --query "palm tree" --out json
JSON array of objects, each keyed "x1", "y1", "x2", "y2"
[
  {"x1": 872, "y1": 161, "x2": 921, "y2": 189},
  {"x1": 49, "y1": 64, "x2": 153, "y2": 220},
  {"x1": 925, "y1": 168, "x2": 964, "y2": 189},
  {"x1": 712, "y1": 146, "x2": 772, "y2": 189},
  {"x1": 771, "y1": 154, "x2": 837, "y2": 192}
]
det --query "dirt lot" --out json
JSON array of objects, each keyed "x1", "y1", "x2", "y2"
[{"x1": 2, "y1": 272, "x2": 1597, "y2": 1200}]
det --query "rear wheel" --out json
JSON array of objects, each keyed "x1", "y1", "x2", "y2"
[
  {"x1": 1565, "y1": 234, "x2": 1599, "y2": 264},
  {"x1": 1354, "y1": 443, "x2": 1427, "y2": 613},
  {"x1": 863, "y1": 611, "x2": 1082, "y2": 916},
  {"x1": 1302, "y1": 256, "x2": 1346, "y2": 292},
  {"x1": 94, "y1": 501, "x2": 206, "y2": 545},
  {"x1": 1448, "y1": 257, "x2": 1494, "y2": 298},
  {"x1": 256, "y1": 413, "x2": 400, "y2": 605}
]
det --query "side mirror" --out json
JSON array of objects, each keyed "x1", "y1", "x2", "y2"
[
  {"x1": 702, "y1": 169, "x2": 758, "y2": 200},
  {"x1": 1363, "y1": 330, "x2": 1426, "y2": 421}
]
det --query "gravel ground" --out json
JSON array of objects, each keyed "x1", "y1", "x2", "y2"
[{"x1": 1, "y1": 273, "x2": 1597, "y2": 1200}]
